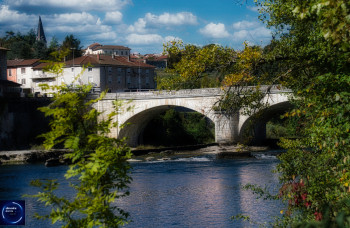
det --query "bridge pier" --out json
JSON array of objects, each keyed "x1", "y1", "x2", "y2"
[{"x1": 213, "y1": 112, "x2": 239, "y2": 144}]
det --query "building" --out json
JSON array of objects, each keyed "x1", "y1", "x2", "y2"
[
  {"x1": 31, "y1": 62, "x2": 57, "y2": 95},
  {"x1": 84, "y1": 43, "x2": 131, "y2": 57},
  {"x1": 145, "y1": 54, "x2": 168, "y2": 69},
  {"x1": 63, "y1": 54, "x2": 156, "y2": 92},
  {"x1": 6, "y1": 59, "x2": 41, "y2": 93},
  {"x1": 0, "y1": 47, "x2": 8, "y2": 80},
  {"x1": 0, "y1": 47, "x2": 21, "y2": 97}
]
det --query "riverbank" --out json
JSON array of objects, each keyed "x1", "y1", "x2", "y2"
[
  {"x1": 130, "y1": 144, "x2": 283, "y2": 162},
  {"x1": 0, "y1": 144, "x2": 283, "y2": 165},
  {"x1": 0, "y1": 149, "x2": 68, "y2": 165}
]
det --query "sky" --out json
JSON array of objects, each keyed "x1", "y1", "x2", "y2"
[{"x1": 0, "y1": 0, "x2": 272, "y2": 54}]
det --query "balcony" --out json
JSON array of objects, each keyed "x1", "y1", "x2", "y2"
[{"x1": 32, "y1": 73, "x2": 55, "y2": 80}]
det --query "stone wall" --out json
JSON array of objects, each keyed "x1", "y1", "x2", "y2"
[{"x1": 0, "y1": 97, "x2": 50, "y2": 150}]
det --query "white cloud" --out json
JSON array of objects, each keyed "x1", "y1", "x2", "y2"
[
  {"x1": 50, "y1": 12, "x2": 98, "y2": 25},
  {"x1": 127, "y1": 18, "x2": 147, "y2": 34},
  {"x1": 232, "y1": 21, "x2": 271, "y2": 46},
  {"x1": 0, "y1": 5, "x2": 35, "y2": 25},
  {"x1": 164, "y1": 36, "x2": 182, "y2": 43},
  {"x1": 87, "y1": 31, "x2": 118, "y2": 41},
  {"x1": 127, "y1": 12, "x2": 197, "y2": 33},
  {"x1": 199, "y1": 23, "x2": 230, "y2": 38},
  {"x1": 145, "y1": 12, "x2": 197, "y2": 26},
  {"x1": 7, "y1": 0, "x2": 132, "y2": 11},
  {"x1": 126, "y1": 33, "x2": 164, "y2": 45},
  {"x1": 232, "y1": 30, "x2": 249, "y2": 40},
  {"x1": 247, "y1": 6, "x2": 260, "y2": 12},
  {"x1": 232, "y1": 20, "x2": 260, "y2": 30},
  {"x1": 104, "y1": 11, "x2": 123, "y2": 24}
]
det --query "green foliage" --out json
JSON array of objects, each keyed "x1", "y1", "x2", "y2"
[
  {"x1": 26, "y1": 55, "x2": 132, "y2": 227},
  {"x1": 159, "y1": 41, "x2": 235, "y2": 90},
  {"x1": 0, "y1": 30, "x2": 83, "y2": 60},
  {"x1": 62, "y1": 34, "x2": 83, "y2": 60},
  {"x1": 266, "y1": 115, "x2": 300, "y2": 139},
  {"x1": 245, "y1": 0, "x2": 350, "y2": 225},
  {"x1": 142, "y1": 108, "x2": 214, "y2": 147}
]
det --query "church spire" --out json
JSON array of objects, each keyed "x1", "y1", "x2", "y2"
[{"x1": 36, "y1": 16, "x2": 47, "y2": 45}]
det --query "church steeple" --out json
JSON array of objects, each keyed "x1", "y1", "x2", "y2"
[{"x1": 36, "y1": 16, "x2": 47, "y2": 45}]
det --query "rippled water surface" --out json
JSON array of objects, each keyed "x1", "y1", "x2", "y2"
[{"x1": 0, "y1": 155, "x2": 281, "y2": 227}]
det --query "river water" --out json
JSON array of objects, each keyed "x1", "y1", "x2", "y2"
[{"x1": 0, "y1": 153, "x2": 282, "y2": 227}]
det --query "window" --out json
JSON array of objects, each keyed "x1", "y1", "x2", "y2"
[
  {"x1": 127, "y1": 68, "x2": 131, "y2": 74},
  {"x1": 121, "y1": 51, "x2": 124, "y2": 55},
  {"x1": 146, "y1": 69, "x2": 149, "y2": 74},
  {"x1": 108, "y1": 67, "x2": 112, "y2": 73},
  {"x1": 21, "y1": 79, "x2": 26, "y2": 84},
  {"x1": 138, "y1": 68, "x2": 142, "y2": 74},
  {"x1": 108, "y1": 75, "x2": 112, "y2": 84},
  {"x1": 127, "y1": 76, "x2": 130, "y2": 84},
  {"x1": 8, "y1": 69, "x2": 12, "y2": 76},
  {"x1": 146, "y1": 76, "x2": 149, "y2": 85},
  {"x1": 71, "y1": 67, "x2": 74, "y2": 72},
  {"x1": 21, "y1": 68, "x2": 25, "y2": 74},
  {"x1": 117, "y1": 76, "x2": 121, "y2": 84},
  {"x1": 118, "y1": 68, "x2": 121, "y2": 74},
  {"x1": 88, "y1": 67, "x2": 92, "y2": 72}
]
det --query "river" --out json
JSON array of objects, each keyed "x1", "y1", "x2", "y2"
[{"x1": 0, "y1": 153, "x2": 282, "y2": 227}]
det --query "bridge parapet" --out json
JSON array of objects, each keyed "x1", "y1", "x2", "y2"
[{"x1": 96, "y1": 86, "x2": 290, "y2": 101}]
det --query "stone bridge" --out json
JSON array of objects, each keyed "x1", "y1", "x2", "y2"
[{"x1": 95, "y1": 87, "x2": 292, "y2": 147}]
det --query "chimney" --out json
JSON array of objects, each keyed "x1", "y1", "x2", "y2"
[{"x1": 97, "y1": 54, "x2": 100, "y2": 60}]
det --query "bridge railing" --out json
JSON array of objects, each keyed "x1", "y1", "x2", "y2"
[{"x1": 90, "y1": 85, "x2": 291, "y2": 100}]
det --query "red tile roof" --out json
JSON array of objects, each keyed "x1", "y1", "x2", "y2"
[
  {"x1": 32, "y1": 62, "x2": 50, "y2": 69},
  {"x1": 7, "y1": 59, "x2": 41, "y2": 67},
  {"x1": 114, "y1": 56, "x2": 155, "y2": 68},
  {"x1": 88, "y1": 43, "x2": 101, "y2": 49},
  {"x1": 93, "y1": 45, "x2": 130, "y2": 51},
  {"x1": 64, "y1": 55, "x2": 155, "y2": 68}
]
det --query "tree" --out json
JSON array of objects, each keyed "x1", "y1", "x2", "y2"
[
  {"x1": 240, "y1": 0, "x2": 350, "y2": 225},
  {"x1": 62, "y1": 34, "x2": 82, "y2": 60},
  {"x1": 159, "y1": 41, "x2": 236, "y2": 90},
  {"x1": 0, "y1": 29, "x2": 49, "y2": 59},
  {"x1": 27, "y1": 52, "x2": 132, "y2": 227}
]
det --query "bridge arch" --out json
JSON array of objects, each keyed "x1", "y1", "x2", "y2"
[
  {"x1": 238, "y1": 101, "x2": 293, "y2": 145},
  {"x1": 118, "y1": 105, "x2": 215, "y2": 146}
]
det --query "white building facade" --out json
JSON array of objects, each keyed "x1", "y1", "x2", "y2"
[
  {"x1": 84, "y1": 43, "x2": 131, "y2": 57},
  {"x1": 63, "y1": 55, "x2": 156, "y2": 92}
]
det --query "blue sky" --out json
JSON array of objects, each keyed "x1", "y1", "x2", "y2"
[{"x1": 0, "y1": 0, "x2": 272, "y2": 54}]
